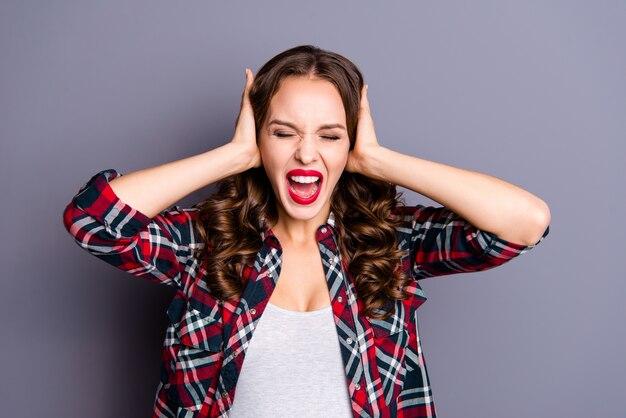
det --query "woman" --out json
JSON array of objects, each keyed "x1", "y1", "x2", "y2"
[{"x1": 63, "y1": 45, "x2": 550, "y2": 418}]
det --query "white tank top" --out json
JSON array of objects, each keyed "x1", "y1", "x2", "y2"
[{"x1": 228, "y1": 302, "x2": 354, "y2": 417}]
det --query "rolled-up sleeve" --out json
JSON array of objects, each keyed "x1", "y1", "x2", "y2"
[
  {"x1": 405, "y1": 205, "x2": 549, "y2": 280},
  {"x1": 62, "y1": 169, "x2": 201, "y2": 289}
]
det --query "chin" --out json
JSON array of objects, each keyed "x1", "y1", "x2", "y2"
[
  {"x1": 283, "y1": 204, "x2": 325, "y2": 221},
  {"x1": 277, "y1": 193, "x2": 331, "y2": 223}
]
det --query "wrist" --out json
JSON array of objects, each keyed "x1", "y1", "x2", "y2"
[
  {"x1": 356, "y1": 145, "x2": 393, "y2": 182},
  {"x1": 224, "y1": 141, "x2": 260, "y2": 172}
]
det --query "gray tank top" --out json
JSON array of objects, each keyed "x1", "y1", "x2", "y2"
[{"x1": 228, "y1": 302, "x2": 354, "y2": 417}]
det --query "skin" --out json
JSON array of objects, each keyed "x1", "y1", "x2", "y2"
[
  {"x1": 237, "y1": 69, "x2": 550, "y2": 247},
  {"x1": 110, "y1": 67, "x2": 549, "y2": 244},
  {"x1": 108, "y1": 66, "x2": 550, "y2": 310},
  {"x1": 257, "y1": 75, "x2": 350, "y2": 243}
]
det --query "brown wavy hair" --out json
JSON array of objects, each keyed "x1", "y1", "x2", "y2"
[{"x1": 193, "y1": 45, "x2": 413, "y2": 320}]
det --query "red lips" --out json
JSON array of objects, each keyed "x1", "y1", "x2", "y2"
[{"x1": 285, "y1": 169, "x2": 323, "y2": 205}]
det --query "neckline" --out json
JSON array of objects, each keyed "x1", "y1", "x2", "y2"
[{"x1": 266, "y1": 302, "x2": 332, "y2": 316}]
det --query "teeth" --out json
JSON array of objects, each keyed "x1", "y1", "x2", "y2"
[
  {"x1": 289, "y1": 175, "x2": 320, "y2": 184},
  {"x1": 288, "y1": 181, "x2": 319, "y2": 198}
]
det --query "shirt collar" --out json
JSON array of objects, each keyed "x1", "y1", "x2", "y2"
[{"x1": 327, "y1": 211, "x2": 336, "y2": 227}]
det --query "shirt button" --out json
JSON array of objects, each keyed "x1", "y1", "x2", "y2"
[
  {"x1": 250, "y1": 308, "x2": 256, "y2": 315},
  {"x1": 337, "y1": 296, "x2": 343, "y2": 303},
  {"x1": 321, "y1": 227, "x2": 327, "y2": 233},
  {"x1": 222, "y1": 390, "x2": 228, "y2": 398},
  {"x1": 354, "y1": 383, "x2": 361, "y2": 390},
  {"x1": 346, "y1": 337, "x2": 353, "y2": 344}
]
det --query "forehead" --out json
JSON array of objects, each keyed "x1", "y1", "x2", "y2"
[{"x1": 266, "y1": 76, "x2": 346, "y2": 127}]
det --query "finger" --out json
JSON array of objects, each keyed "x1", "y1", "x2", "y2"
[
  {"x1": 241, "y1": 68, "x2": 254, "y2": 105},
  {"x1": 357, "y1": 84, "x2": 377, "y2": 142},
  {"x1": 245, "y1": 68, "x2": 254, "y2": 88},
  {"x1": 359, "y1": 84, "x2": 370, "y2": 114}
]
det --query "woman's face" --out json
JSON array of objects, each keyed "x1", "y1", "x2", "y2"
[{"x1": 258, "y1": 75, "x2": 350, "y2": 226}]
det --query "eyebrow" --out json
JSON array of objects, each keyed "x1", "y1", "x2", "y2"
[{"x1": 268, "y1": 119, "x2": 346, "y2": 131}]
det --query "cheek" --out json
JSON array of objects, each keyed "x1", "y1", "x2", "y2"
[
  {"x1": 257, "y1": 133, "x2": 270, "y2": 156},
  {"x1": 257, "y1": 136, "x2": 275, "y2": 170},
  {"x1": 326, "y1": 149, "x2": 349, "y2": 182},
  {"x1": 337, "y1": 144, "x2": 351, "y2": 166},
  {"x1": 258, "y1": 142, "x2": 289, "y2": 180},
  {"x1": 261, "y1": 156, "x2": 279, "y2": 181}
]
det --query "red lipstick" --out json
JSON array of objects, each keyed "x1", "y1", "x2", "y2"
[{"x1": 285, "y1": 169, "x2": 323, "y2": 205}]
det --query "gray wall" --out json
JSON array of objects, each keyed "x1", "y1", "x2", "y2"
[{"x1": 1, "y1": 1, "x2": 624, "y2": 417}]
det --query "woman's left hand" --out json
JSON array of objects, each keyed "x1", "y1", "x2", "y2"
[{"x1": 346, "y1": 84, "x2": 384, "y2": 174}]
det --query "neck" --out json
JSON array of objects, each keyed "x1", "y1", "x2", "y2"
[{"x1": 271, "y1": 207, "x2": 331, "y2": 246}]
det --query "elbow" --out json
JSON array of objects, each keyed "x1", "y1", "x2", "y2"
[
  {"x1": 62, "y1": 201, "x2": 81, "y2": 238},
  {"x1": 490, "y1": 198, "x2": 551, "y2": 246},
  {"x1": 498, "y1": 199, "x2": 550, "y2": 246},
  {"x1": 523, "y1": 199, "x2": 551, "y2": 246}
]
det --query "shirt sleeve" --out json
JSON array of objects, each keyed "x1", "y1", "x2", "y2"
[
  {"x1": 62, "y1": 169, "x2": 202, "y2": 289},
  {"x1": 404, "y1": 205, "x2": 549, "y2": 280}
]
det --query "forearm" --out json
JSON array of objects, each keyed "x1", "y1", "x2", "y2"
[
  {"x1": 109, "y1": 142, "x2": 255, "y2": 218},
  {"x1": 363, "y1": 147, "x2": 551, "y2": 245}
]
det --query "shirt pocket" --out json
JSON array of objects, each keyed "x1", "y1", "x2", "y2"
[
  {"x1": 365, "y1": 301, "x2": 411, "y2": 406},
  {"x1": 166, "y1": 300, "x2": 224, "y2": 413}
]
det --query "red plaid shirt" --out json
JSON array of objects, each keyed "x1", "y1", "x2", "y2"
[{"x1": 63, "y1": 169, "x2": 549, "y2": 418}]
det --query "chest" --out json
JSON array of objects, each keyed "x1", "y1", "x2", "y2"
[
  {"x1": 166, "y1": 232, "x2": 429, "y2": 416},
  {"x1": 267, "y1": 245, "x2": 332, "y2": 312}
]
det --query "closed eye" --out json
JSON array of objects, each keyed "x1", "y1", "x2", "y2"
[
  {"x1": 273, "y1": 131, "x2": 341, "y2": 140},
  {"x1": 273, "y1": 131, "x2": 295, "y2": 138}
]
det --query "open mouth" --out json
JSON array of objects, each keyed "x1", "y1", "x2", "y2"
[
  {"x1": 286, "y1": 170, "x2": 323, "y2": 205},
  {"x1": 288, "y1": 175, "x2": 320, "y2": 197}
]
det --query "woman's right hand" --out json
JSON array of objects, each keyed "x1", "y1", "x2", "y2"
[{"x1": 231, "y1": 68, "x2": 262, "y2": 169}]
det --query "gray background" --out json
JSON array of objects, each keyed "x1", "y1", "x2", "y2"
[{"x1": 1, "y1": 1, "x2": 624, "y2": 417}]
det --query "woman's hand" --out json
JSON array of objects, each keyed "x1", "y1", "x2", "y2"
[
  {"x1": 346, "y1": 84, "x2": 385, "y2": 175},
  {"x1": 231, "y1": 68, "x2": 262, "y2": 169}
]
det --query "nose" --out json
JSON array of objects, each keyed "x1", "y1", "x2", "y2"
[{"x1": 294, "y1": 134, "x2": 319, "y2": 165}]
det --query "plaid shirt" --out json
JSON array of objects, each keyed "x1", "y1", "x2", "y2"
[{"x1": 63, "y1": 169, "x2": 549, "y2": 418}]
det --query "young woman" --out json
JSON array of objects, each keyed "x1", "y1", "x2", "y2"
[{"x1": 63, "y1": 45, "x2": 550, "y2": 418}]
